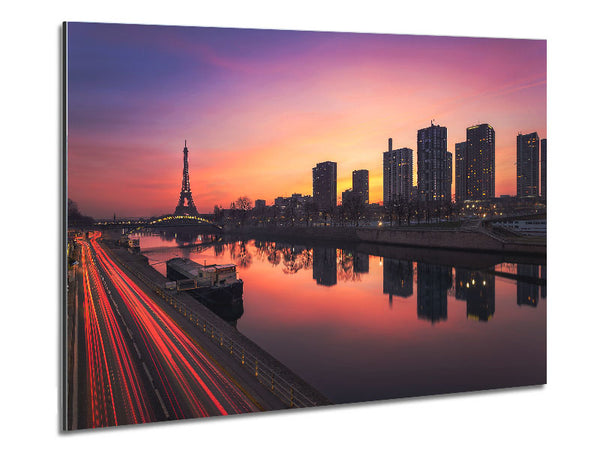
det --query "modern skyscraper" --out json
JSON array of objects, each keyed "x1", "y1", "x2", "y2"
[
  {"x1": 455, "y1": 142, "x2": 467, "y2": 203},
  {"x1": 516, "y1": 132, "x2": 540, "y2": 198},
  {"x1": 540, "y1": 138, "x2": 547, "y2": 201},
  {"x1": 383, "y1": 138, "x2": 413, "y2": 205},
  {"x1": 352, "y1": 169, "x2": 369, "y2": 205},
  {"x1": 445, "y1": 151, "x2": 453, "y2": 201},
  {"x1": 465, "y1": 124, "x2": 495, "y2": 200},
  {"x1": 417, "y1": 123, "x2": 450, "y2": 202},
  {"x1": 341, "y1": 189, "x2": 357, "y2": 206},
  {"x1": 312, "y1": 161, "x2": 337, "y2": 211}
]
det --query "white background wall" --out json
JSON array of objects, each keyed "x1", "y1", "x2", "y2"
[{"x1": 1, "y1": 1, "x2": 598, "y2": 448}]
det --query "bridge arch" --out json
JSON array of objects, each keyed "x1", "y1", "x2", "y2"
[{"x1": 125, "y1": 214, "x2": 222, "y2": 234}]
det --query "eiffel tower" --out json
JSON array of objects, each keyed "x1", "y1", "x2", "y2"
[{"x1": 174, "y1": 140, "x2": 199, "y2": 216}]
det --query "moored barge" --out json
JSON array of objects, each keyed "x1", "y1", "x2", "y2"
[{"x1": 166, "y1": 257, "x2": 244, "y2": 303}]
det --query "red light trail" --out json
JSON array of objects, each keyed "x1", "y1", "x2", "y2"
[{"x1": 76, "y1": 232, "x2": 259, "y2": 428}]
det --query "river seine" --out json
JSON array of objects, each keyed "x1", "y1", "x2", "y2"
[{"x1": 135, "y1": 232, "x2": 546, "y2": 404}]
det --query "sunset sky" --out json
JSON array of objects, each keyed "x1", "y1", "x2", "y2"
[{"x1": 67, "y1": 22, "x2": 546, "y2": 219}]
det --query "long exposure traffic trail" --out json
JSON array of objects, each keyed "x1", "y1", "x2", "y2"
[{"x1": 75, "y1": 232, "x2": 259, "y2": 429}]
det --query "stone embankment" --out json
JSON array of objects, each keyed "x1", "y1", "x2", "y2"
[{"x1": 226, "y1": 224, "x2": 546, "y2": 256}]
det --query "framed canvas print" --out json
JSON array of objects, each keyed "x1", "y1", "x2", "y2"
[{"x1": 63, "y1": 21, "x2": 546, "y2": 430}]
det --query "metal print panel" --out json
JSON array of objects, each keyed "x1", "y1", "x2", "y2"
[{"x1": 63, "y1": 22, "x2": 546, "y2": 430}]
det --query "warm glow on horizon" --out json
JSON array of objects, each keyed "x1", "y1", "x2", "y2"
[{"x1": 67, "y1": 23, "x2": 546, "y2": 218}]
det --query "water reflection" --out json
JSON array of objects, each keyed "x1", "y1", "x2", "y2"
[
  {"x1": 383, "y1": 259, "x2": 413, "y2": 306},
  {"x1": 141, "y1": 232, "x2": 546, "y2": 324},
  {"x1": 517, "y1": 264, "x2": 540, "y2": 307},
  {"x1": 281, "y1": 245, "x2": 311, "y2": 275},
  {"x1": 190, "y1": 293, "x2": 244, "y2": 325},
  {"x1": 541, "y1": 265, "x2": 546, "y2": 299},
  {"x1": 455, "y1": 270, "x2": 495, "y2": 321},
  {"x1": 214, "y1": 241, "x2": 225, "y2": 257},
  {"x1": 353, "y1": 252, "x2": 369, "y2": 274},
  {"x1": 312, "y1": 247, "x2": 337, "y2": 286},
  {"x1": 155, "y1": 229, "x2": 201, "y2": 246},
  {"x1": 136, "y1": 233, "x2": 546, "y2": 403},
  {"x1": 417, "y1": 263, "x2": 452, "y2": 323},
  {"x1": 229, "y1": 240, "x2": 253, "y2": 268}
]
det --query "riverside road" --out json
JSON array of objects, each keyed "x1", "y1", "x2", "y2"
[{"x1": 69, "y1": 232, "x2": 278, "y2": 429}]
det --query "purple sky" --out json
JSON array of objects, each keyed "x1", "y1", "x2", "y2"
[{"x1": 67, "y1": 23, "x2": 546, "y2": 218}]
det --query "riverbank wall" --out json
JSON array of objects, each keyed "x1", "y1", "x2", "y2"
[{"x1": 225, "y1": 225, "x2": 546, "y2": 256}]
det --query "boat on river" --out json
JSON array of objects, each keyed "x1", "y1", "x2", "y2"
[{"x1": 165, "y1": 257, "x2": 243, "y2": 303}]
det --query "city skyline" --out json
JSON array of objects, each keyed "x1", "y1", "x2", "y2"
[
  {"x1": 517, "y1": 132, "x2": 540, "y2": 198},
  {"x1": 67, "y1": 23, "x2": 546, "y2": 218}
]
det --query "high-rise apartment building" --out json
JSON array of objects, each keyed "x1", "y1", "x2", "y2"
[
  {"x1": 352, "y1": 169, "x2": 369, "y2": 205},
  {"x1": 540, "y1": 138, "x2": 547, "y2": 201},
  {"x1": 465, "y1": 124, "x2": 495, "y2": 200},
  {"x1": 383, "y1": 138, "x2": 413, "y2": 205},
  {"x1": 312, "y1": 161, "x2": 337, "y2": 211},
  {"x1": 341, "y1": 189, "x2": 356, "y2": 206},
  {"x1": 445, "y1": 151, "x2": 453, "y2": 202},
  {"x1": 516, "y1": 132, "x2": 539, "y2": 198},
  {"x1": 417, "y1": 123, "x2": 450, "y2": 202},
  {"x1": 455, "y1": 142, "x2": 467, "y2": 203}
]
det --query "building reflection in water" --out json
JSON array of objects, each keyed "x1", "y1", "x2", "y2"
[
  {"x1": 455, "y1": 269, "x2": 495, "y2": 321},
  {"x1": 353, "y1": 252, "x2": 369, "y2": 275},
  {"x1": 383, "y1": 258, "x2": 413, "y2": 307},
  {"x1": 139, "y1": 235, "x2": 547, "y2": 329},
  {"x1": 312, "y1": 247, "x2": 337, "y2": 286},
  {"x1": 417, "y1": 263, "x2": 452, "y2": 323},
  {"x1": 517, "y1": 264, "x2": 539, "y2": 307},
  {"x1": 540, "y1": 265, "x2": 546, "y2": 299}
]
